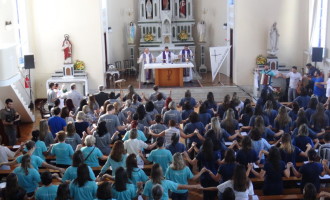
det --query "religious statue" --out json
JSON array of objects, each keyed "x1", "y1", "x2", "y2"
[
  {"x1": 197, "y1": 21, "x2": 206, "y2": 42},
  {"x1": 164, "y1": 20, "x2": 170, "y2": 34},
  {"x1": 146, "y1": 0, "x2": 153, "y2": 19},
  {"x1": 179, "y1": 0, "x2": 186, "y2": 18},
  {"x1": 267, "y1": 22, "x2": 280, "y2": 56},
  {"x1": 62, "y1": 34, "x2": 72, "y2": 64},
  {"x1": 127, "y1": 22, "x2": 136, "y2": 44},
  {"x1": 162, "y1": 0, "x2": 170, "y2": 10}
]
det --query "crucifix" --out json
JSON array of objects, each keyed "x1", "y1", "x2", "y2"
[{"x1": 211, "y1": 49, "x2": 221, "y2": 62}]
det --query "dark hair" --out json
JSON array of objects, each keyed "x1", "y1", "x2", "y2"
[
  {"x1": 21, "y1": 154, "x2": 31, "y2": 175},
  {"x1": 250, "y1": 128, "x2": 262, "y2": 141},
  {"x1": 41, "y1": 171, "x2": 53, "y2": 186},
  {"x1": 145, "y1": 101, "x2": 155, "y2": 112},
  {"x1": 292, "y1": 66, "x2": 297, "y2": 70},
  {"x1": 54, "y1": 98, "x2": 60, "y2": 107},
  {"x1": 78, "y1": 99, "x2": 88, "y2": 112},
  {"x1": 296, "y1": 109, "x2": 309, "y2": 128},
  {"x1": 72, "y1": 150, "x2": 84, "y2": 167},
  {"x1": 307, "y1": 149, "x2": 319, "y2": 162},
  {"x1": 303, "y1": 183, "x2": 317, "y2": 200},
  {"x1": 170, "y1": 133, "x2": 179, "y2": 146},
  {"x1": 153, "y1": 85, "x2": 159, "y2": 91},
  {"x1": 64, "y1": 99, "x2": 75, "y2": 112},
  {"x1": 25, "y1": 140, "x2": 36, "y2": 150},
  {"x1": 106, "y1": 104, "x2": 115, "y2": 112},
  {"x1": 60, "y1": 106, "x2": 70, "y2": 119},
  {"x1": 222, "y1": 187, "x2": 235, "y2": 200},
  {"x1": 199, "y1": 102, "x2": 208, "y2": 114},
  {"x1": 32, "y1": 130, "x2": 40, "y2": 142},
  {"x1": 71, "y1": 84, "x2": 76, "y2": 90},
  {"x1": 267, "y1": 146, "x2": 281, "y2": 172},
  {"x1": 202, "y1": 137, "x2": 214, "y2": 161},
  {"x1": 241, "y1": 136, "x2": 252, "y2": 152},
  {"x1": 96, "y1": 121, "x2": 108, "y2": 137},
  {"x1": 97, "y1": 182, "x2": 112, "y2": 199},
  {"x1": 308, "y1": 97, "x2": 318, "y2": 110},
  {"x1": 155, "y1": 114, "x2": 162, "y2": 123},
  {"x1": 136, "y1": 104, "x2": 147, "y2": 120},
  {"x1": 204, "y1": 129, "x2": 220, "y2": 151},
  {"x1": 254, "y1": 104, "x2": 264, "y2": 116},
  {"x1": 152, "y1": 184, "x2": 163, "y2": 200},
  {"x1": 156, "y1": 93, "x2": 163, "y2": 101},
  {"x1": 4, "y1": 98, "x2": 13, "y2": 104},
  {"x1": 306, "y1": 63, "x2": 313, "y2": 67},
  {"x1": 114, "y1": 167, "x2": 129, "y2": 192},
  {"x1": 232, "y1": 165, "x2": 250, "y2": 192},
  {"x1": 56, "y1": 183, "x2": 70, "y2": 200},
  {"x1": 4, "y1": 173, "x2": 20, "y2": 199},
  {"x1": 324, "y1": 132, "x2": 330, "y2": 142},
  {"x1": 311, "y1": 103, "x2": 326, "y2": 130},
  {"x1": 48, "y1": 83, "x2": 54, "y2": 88},
  {"x1": 126, "y1": 154, "x2": 138, "y2": 180},
  {"x1": 300, "y1": 88, "x2": 307, "y2": 96},
  {"x1": 73, "y1": 164, "x2": 92, "y2": 187},
  {"x1": 156, "y1": 137, "x2": 165, "y2": 147},
  {"x1": 224, "y1": 149, "x2": 235, "y2": 163},
  {"x1": 206, "y1": 92, "x2": 215, "y2": 104},
  {"x1": 110, "y1": 140, "x2": 125, "y2": 162},
  {"x1": 53, "y1": 107, "x2": 61, "y2": 116},
  {"x1": 189, "y1": 112, "x2": 199, "y2": 123},
  {"x1": 185, "y1": 90, "x2": 191, "y2": 98},
  {"x1": 291, "y1": 101, "x2": 299, "y2": 113},
  {"x1": 151, "y1": 164, "x2": 164, "y2": 184}
]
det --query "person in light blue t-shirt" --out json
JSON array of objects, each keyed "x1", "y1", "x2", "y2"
[
  {"x1": 126, "y1": 153, "x2": 149, "y2": 192},
  {"x1": 100, "y1": 140, "x2": 127, "y2": 176},
  {"x1": 165, "y1": 153, "x2": 206, "y2": 200},
  {"x1": 31, "y1": 130, "x2": 48, "y2": 161},
  {"x1": 140, "y1": 137, "x2": 173, "y2": 173},
  {"x1": 69, "y1": 164, "x2": 98, "y2": 200},
  {"x1": 35, "y1": 171, "x2": 59, "y2": 200},
  {"x1": 13, "y1": 155, "x2": 41, "y2": 196},
  {"x1": 79, "y1": 135, "x2": 107, "y2": 167},
  {"x1": 111, "y1": 167, "x2": 137, "y2": 200},
  {"x1": 51, "y1": 131, "x2": 74, "y2": 167},
  {"x1": 62, "y1": 150, "x2": 96, "y2": 182},
  {"x1": 142, "y1": 164, "x2": 200, "y2": 200},
  {"x1": 95, "y1": 182, "x2": 113, "y2": 200}
]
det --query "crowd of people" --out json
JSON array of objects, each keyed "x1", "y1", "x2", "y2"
[{"x1": 2, "y1": 66, "x2": 330, "y2": 199}]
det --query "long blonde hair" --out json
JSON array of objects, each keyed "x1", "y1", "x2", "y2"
[
  {"x1": 280, "y1": 133, "x2": 294, "y2": 154},
  {"x1": 39, "y1": 119, "x2": 49, "y2": 141},
  {"x1": 170, "y1": 153, "x2": 185, "y2": 170},
  {"x1": 211, "y1": 117, "x2": 222, "y2": 140},
  {"x1": 275, "y1": 106, "x2": 291, "y2": 129}
]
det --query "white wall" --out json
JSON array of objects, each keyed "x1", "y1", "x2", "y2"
[
  {"x1": 234, "y1": 0, "x2": 309, "y2": 86},
  {"x1": 0, "y1": 0, "x2": 16, "y2": 44},
  {"x1": 28, "y1": 0, "x2": 105, "y2": 98}
]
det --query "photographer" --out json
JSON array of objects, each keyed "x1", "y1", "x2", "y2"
[{"x1": 0, "y1": 99, "x2": 20, "y2": 145}]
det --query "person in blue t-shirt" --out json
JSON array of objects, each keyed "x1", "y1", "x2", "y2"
[
  {"x1": 51, "y1": 131, "x2": 74, "y2": 167},
  {"x1": 35, "y1": 171, "x2": 59, "y2": 200},
  {"x1": 310, "y1": 103, "x2": 329, "y2": 132},
  {"x1": 78, "y1": 135, "x2": 107, "y2": 167},
  {"x1": 48, "y1": 107, "x2": 67, "y2": 138},
  {"x1": 178, "y1": 90, "x2": 198, "y2": 108},
  {"x1": 312, "y1": 70, "x2": 325, "y2": 102},
  {"x1": 165, "y1": 153, "x2": 206, "y2": 200},
  {"x1": 183, "y1": 112, "x2": 205, "y2": 148},
  {"x1": 13, "y1": 154, "x2": 41, "y2": 197},
  {"x1": 198, "y1": 103, "x2": 212, "y2": 126},
  {"x1": 166, "y1": 133, "x2": 186, "y2": 155},
  {"x1": 140, "y1": 137, "x2": 173, "y2": 173},
  {"x1": 236, "y1": 136, "x2": 259, "y2": 167},
  {"x1": 142, "y1": 164, "x2": 201, "y2": 200},
  {"x1": 209, "y1": 149, "x2": 237, "y2": 183},
  {"x1": 69, "y1": 164, "x2": 97, "y2": 200},
  {"x1": 31, "y1": 130, "x2": 48, "y2": 161},
  {"x1": 126, "y1": 154, "x2": 149, "y2": 190},
  {"x1": 62, "y1": 150, "x2": 96, "y2": 182},
  {"x1": 99, "y1": 140, "x2": 127, "y2": 176},
  {"x1": 292, "y1": 124, "x2": 317, "y2": 162},
  {"x1": 55, "y1": 183, "x2": 71, "y2": 200},
  {"x1": 274, "y1": 106, "x2": 292, "y2": 134},
  {"x1": 289, "y1": 149, "x2": 326, "y2": 192},
  {"x1": 293, "y1": 88, "x2": 311, "y2": 110},
  {"x1": 96, "y1": 182, "x2": 112, "y2": 200},
  {"x1": 111, "y1": 167, "x2": 137, "y2": 200}
]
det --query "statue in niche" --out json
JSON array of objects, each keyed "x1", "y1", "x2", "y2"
[
  {"x1": 146, "y1": 0, "x2": 153, "y2": 19},
  {"x1": 162, "y1": 0, "x2": 170, "y2": 10},
  {"x1": 197, "y1": 21, "x2": 206, "y2": 42},
  {"x1": 62, "y1": 34, "x2": 72, "y2": 64},
  {"x1": 127, "y1": 22, "x2": 136, "y2": 44},
  {"x1": 164, "y1": 36, "x2": 170, "y2": 43},
  {"x1": 179, "y1": 0, "x2": 186, "y2": 18},
  {"x1": 164, "y1": 20, "x2": 170, "y2": 34},
  {"x1": 267, "y1": 22, "x2": 280, "y2": 56}
]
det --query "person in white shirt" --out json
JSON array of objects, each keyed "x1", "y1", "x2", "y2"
[
  {"x1": 157, "y1": 46, "x2": 177, "y2": 64},
  {"x1": 0, "y1": 135, "x2": 22, "y2": 170},
  {"x1": 61, "y1": 83, "x2": 83, "y2": 108},
  {"x1": 123, "y1": 129, "x2": 156, "y2": 165},
  {"x1": 138, "y1": 48, "x2": 155, "y2": 85},
  {"x1": 179, "y1": 45, "x2": 194, "y2": 82},
  {"x1": 282, "y1": 66, "x2": 302, "y2": 102}
]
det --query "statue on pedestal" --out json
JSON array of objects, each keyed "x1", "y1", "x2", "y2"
[
  {"x1": 62, "y1": 34, "x2": 72, "y2": 64},
  {"x1": 146, "y1": 0, "x2": 153, "y2": 19},
  {"x1": 179, "y1": 0, "x2": 186, "y2": 18},
  {"x1": 127, "y1": 22, "x2": 136, "y2": 44},
  {"x1": 197, "y1": 21, "x2": 206, "y2": 42},
  {"x1": 267, "y1": 22, "x2": 280, "y2": 56}
]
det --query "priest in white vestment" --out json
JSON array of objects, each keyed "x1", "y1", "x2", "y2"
[
  {"x1": 138, "y1": 48, "x2": 155, "y2": 84},
  {"x1": 179, "y1": 45, "x2": 194, "y2": 82},
  {"x1": 156, "y1": 46, "x2": 177, "y2": 64}
]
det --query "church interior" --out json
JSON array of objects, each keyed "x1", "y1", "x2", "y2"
[{"x1": 1, "y1": 0, "x2": 330, "y2": 199}]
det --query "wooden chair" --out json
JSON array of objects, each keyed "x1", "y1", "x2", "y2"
[
  {"x1": 114, "y1": 61, "x2": 125, "y2": 75},
  {"x1": 38, "y1": 100, "x2": 51, "y2": 119},
  {"x1": 123, "y1": 59, "x2": 136, "y2": 76}
]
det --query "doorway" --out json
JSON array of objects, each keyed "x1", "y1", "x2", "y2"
[{"x1": 230, "y1": 28, "x2": 233, "y2": 79}]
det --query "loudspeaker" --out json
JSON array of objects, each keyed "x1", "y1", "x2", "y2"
[
  {"x1": 312, "y1": 47, "x2": 323, "y2": 62},
  {"x1": 24, "y1": 55, "x2": 35, "y2": 69}
]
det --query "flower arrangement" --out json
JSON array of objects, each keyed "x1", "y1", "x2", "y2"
[
  {"x1": 144, "y1": 33, "x2": 154, "y2": 42},
  {"x1": 178, "y1": 30, "x2": 189, "y2": 41},
  {"x1": 74, "y1": 60, "x2": 85, "y2": 70},
  {"x1": 256, "y1": 55, "x2": 267, "y2": 65}
]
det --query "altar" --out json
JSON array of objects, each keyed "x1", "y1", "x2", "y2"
[{"x1": 144, "y1": 62, "x2": 193, "y2": 87}]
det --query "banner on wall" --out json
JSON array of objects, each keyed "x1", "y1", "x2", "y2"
[{"x1": 209, "y1": 46, "x2": 231, "y2": 81}]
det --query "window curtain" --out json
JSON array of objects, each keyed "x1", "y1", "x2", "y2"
[{"x1": 307, "y1": 0, "x2": 319, "y2": 63}]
